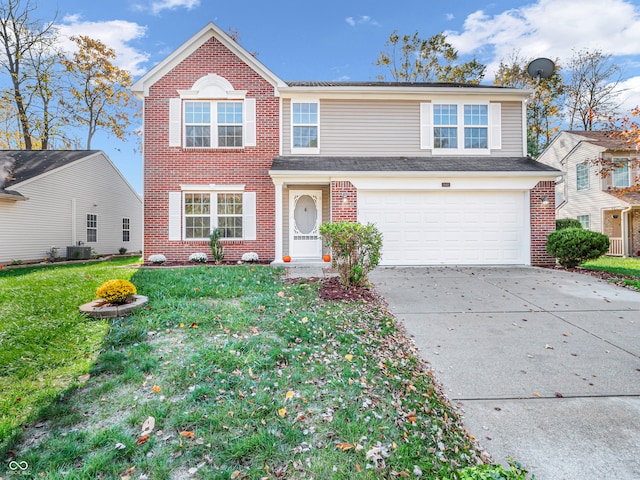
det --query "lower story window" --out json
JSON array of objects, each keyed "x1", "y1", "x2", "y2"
[
  {"x1": 122, "y1": 218, "x2": 130, "y2": 242},
  {"x1": 577, "y1": 215, "x2": 590, "y2": 229},
  {"x1": 87, "y1": 213, "x2": 97, "y2": 242},
  {"x1": 184, "y1": 192, "x2": 243, "y2": 239}
]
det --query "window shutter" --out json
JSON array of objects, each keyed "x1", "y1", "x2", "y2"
[
  {"x1": 243, "y1": 192, "x2": 256, "y2": 241},
  {"x1": 244, "y1": 98, "x2": 256, "y2": 147},
  {"x1": 420, "y1": 103, "x2": 433, "y2": 149},
  {"x1": 490, "y1": 103, "x2": 502, "y2": 149},
  {"x1": 168, "y1": 192, "x2": 182, "y2": 240},
  {"x1": 169, "y1": 98, "x2": 182, "y2": 147}
]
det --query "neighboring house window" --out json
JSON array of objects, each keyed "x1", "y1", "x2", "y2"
[
  {"x1": 423, "y1": 102, "x2": 497, "y2": 153},
  {"x1": 184, "y1": 100, "x2": 243, "y2": 148},
  {"x1": 612, "y1": 159, "x2": 630, "y2": 187},
  {"x1": 87, "y1": 214, "x2": 97, "y2": 242},
  {"x1": 577, "y1": 215, "x2": 590, "y2": 229},
  {"x1": 576, "y1": 163, "x2": 589, "y2": 190},
  {"x1": 182, "y1": 192, "x2": 245, "y2": 240},
  {"x1": 122, "y1": 218, "x2": 130, "y2": 242},
  {"x1": 292, "y1": 102, "x2": 319, "y2": 152}
]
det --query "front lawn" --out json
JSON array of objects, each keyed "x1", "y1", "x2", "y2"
[
  {"x1": 580, "y1": 257, "x2": 640, "y2": 290},
  {"x1": 1, "y1": 261, "x2": 507, "y2": 479}
]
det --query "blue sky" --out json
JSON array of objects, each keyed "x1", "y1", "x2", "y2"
[{"x1": 33, "y1": 0, "x2": 640, "y2": 193}]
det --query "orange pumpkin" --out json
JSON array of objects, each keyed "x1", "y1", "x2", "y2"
[
  {"x1": 283, "y1": 255, "x2": 291, "y2": 263},
  {"x1": 323, "y1": 254, "x2": 331, "y2": 262}
]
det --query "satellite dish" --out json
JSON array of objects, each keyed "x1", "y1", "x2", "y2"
[{"x1": 527, "y1": 58, "x2": 555, "y2": 81}]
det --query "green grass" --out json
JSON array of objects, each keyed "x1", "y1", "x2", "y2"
[
  {"x1": 0, "y1": 262, "x2": 520, "y2": 479},
  {"x1": 581, "y1": 256, "x2": 640, "y2": 289}
]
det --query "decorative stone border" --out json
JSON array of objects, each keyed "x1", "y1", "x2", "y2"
[{"x1": 79, "y1": 295, "x2": 149, "y2": 318}]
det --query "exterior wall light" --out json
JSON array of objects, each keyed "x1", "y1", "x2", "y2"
[{"x1": 541, "y1": 196, "x2": 549, "y2": 206}]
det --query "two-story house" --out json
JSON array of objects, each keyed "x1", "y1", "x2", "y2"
[
  {"x1": 131, "y1": 22, "x2": 560, "y2": 266},
  {"x1": 538, "y1": 130, "x2": 640, "y2": 257}
]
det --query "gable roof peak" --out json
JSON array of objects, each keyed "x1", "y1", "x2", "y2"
[{"x1": 131, "y1": 22, "x2": 287, "y2": 98}]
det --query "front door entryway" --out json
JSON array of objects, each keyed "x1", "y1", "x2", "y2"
[{"x1": 289, "y1": 190, "x2": 322, "y2": 258}]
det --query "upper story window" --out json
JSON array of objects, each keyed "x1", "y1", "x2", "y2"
[
  {"x1": 612, "y1": 158, "x2": 630, "y2": 187},
  {"x1": 184, "y1": 101, "x2": 243, "y2": 148},
  {"x1": 292, "y1": 101, "x2": 319, "y2": 153},
  {"x1": 576, "y1": 163, "x2": 589, "y2": 190},
  {"x1": 422, "y1": 102, "x2": 499, "y2": 154},
  {"x1": 169, "y1": 74, "x2": 256, "y2": 149}
]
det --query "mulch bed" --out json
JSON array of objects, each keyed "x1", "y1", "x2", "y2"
[{"x1": 318, "y1": 276, "x2": 379, "y2": 302}]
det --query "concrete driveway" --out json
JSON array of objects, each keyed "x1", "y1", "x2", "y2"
[{"x1": 369, "y1": 266, "x2": 640, "y2": 480}]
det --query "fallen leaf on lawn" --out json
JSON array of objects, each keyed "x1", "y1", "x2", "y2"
[
  {"x1": 356, "y1": 464, "x2": 362, "y2": 472},
  {"x1": 135, "y1": 434, "x2": 150, "y2": 445},
  {"x1": 336, "y1": 442, "x2": 354, "y2": 451},
  {"x1": 407, "y1": 412, "x2": 417, "y2": 423},
  {"x1": 285, "y1": 390, "x2": 294, "y2": 400},
  {"x1": 413, "y1": 465, "x2": 423, "y2": 477},
  {"x1": 152, "y1": 385, "x2": 161, "y2": 393},
  {"x1": 179, "y1": 322, "x2": 184, "y2": 328},
  {"x1": 141, "y1": 416, "x2": 155, "y2": 436},
  {"x1": 180, "y1": 431, "x2": 195, "y2": 438},
  {"x1": 300, "y1": 317, "x2": 308, "y2": 324},
  {"x1": 77, "y1": 373, "x2": 91, "y2": 383},
  {"x1": 190, "y1": 322, "x2": 198, "y2": 329},
  {"x1": 114, "y1": 442, "x2": 126, "y2": 450},
  {"x1": 278, "y1": 408, "x2": 287, "y2": 418},
  {"x1": 277, "y1": 291, "x2": 285, "y2": 297},
  {"x1": 344, "y1": 354, "x2": 353, "y2": 361},
  {"x1": 230, "y1": 471, "x2": 244, "y2": 480}
]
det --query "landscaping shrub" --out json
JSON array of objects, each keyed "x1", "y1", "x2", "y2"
[
  {"x1": 546, "y1": 228, "x2": 610, "y2": 268},
  {"x1": 556, "y1": 218, "x2": 582, "y2": 230},
  {"x1": 319, "y1": 221, "x2": 383, "y2": 287},
  {"x1": 96, "y1": 279, "x2": 137, "y2": 304},
  {"x1": 209, "y1": 228, "x2": 224, "y2": 264},
  {"x1": 148, "y1": 254, "x2": 167, "y2": 264},
  {"x1": 189, "y1": 252, "x2": 208, "y2": 263}
]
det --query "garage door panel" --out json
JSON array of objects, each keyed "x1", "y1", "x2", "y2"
[{"x1": 359, "y1": 190, "x2": 527, "y2": 265}]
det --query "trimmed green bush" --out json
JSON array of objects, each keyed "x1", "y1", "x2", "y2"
[
  {"x1": 556, "y1": 218, "x2": 582, "y2": 230},
  {"x1": 209, "y1": 228, "x2": 224, "y2": 264},
  {"x1": 319, "y1": 221, "x2": 383, "y2": 287},
  {"x1": 546, "y1": 228, "x2": 610, "y2": 268}
]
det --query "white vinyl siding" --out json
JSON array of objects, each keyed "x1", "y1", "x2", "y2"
[
  {"x1": 282, "y1": 99, "x2": 520, "y2": 157},
  {"x1": 0, "y1": 153, "x2": 142, "y2": 263}
]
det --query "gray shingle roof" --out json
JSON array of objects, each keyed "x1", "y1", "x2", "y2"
[
  {"x1": 565, "y1": 131, "x2": 633, "y2": 151},
  {"x1": 271, "y1": 156, "x2": 561, "y2": 173},
  {"x1": 0, "y1": 150, "x2": 100, "y2": 189},
  {"x1": 285, "y1": 81, "x2": 512, "y2": 89}
]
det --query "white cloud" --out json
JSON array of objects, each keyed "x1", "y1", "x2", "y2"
[
  {"x1": 445, "y1": 13, "x2": 454, "y2": 21},
  {"x1": 617, "y1": 76, "x2": 640, "y2": 112},
  {"x1": 345, "y1": 15, "x2": 379, "y2": 27},
  {"x1": 57, "y1": 15, "x2": 149, "y2": 76},
  {"x1": 446, "y1": 0, "x2": 640, "y2": 76},
  {"x1": 146, "y1": 0, "x2": 200, "y2": 15}
]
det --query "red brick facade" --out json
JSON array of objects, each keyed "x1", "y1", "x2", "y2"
[
  {"x1": 330, "y1": 181, "x2": 357, "y2": 222},
  {"x1": 530, "y1": 181, "x2": 556, "y2": 267},
  {"x1": 142, "y1": 37, "x2": 278, "y2": 262}
]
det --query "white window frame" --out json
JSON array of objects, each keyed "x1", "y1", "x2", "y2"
[
  {"x1": 577, "y1": 215, "x2": 590, "y2": 229},
  {"x1": 291, "y1": 100, "x2": 319, "y2": 154},
  {"x1": 176, "y1": 185, "x2": 255, "y2": 242},
  {"x1": 576, "y1": 163, "x2": 589, "y2": 191},
  {"x1": 183, "y1": 100, "x2": 244, "y2": 149},
  {"x1": 611, "y1": 158, "x2": 630, "y2": 188},
  {"x1": 425, "y1": 101, "x2": 496, "y2": 155},
  {"x1": 122, "y1": 217, "x2": 130, "y2": 242},
  {"x1": 87, "y1": 213, "x2": 97, "y2": 243}
]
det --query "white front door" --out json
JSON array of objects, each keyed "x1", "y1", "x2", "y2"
[{"x1": 290, "y1": 190, "x2": 322, "y2": 258}]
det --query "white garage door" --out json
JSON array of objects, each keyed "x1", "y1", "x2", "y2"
[{"x1": 358, "y1": 190, "x2": 528, "y2": 265}]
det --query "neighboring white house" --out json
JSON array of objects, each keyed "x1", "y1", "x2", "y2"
[
  {"x1": 0, "y1": 150, "x2": 142, "y2": 264},
  {"x1": 537, "y1": 131, "x2": 640, "y2": 257}
]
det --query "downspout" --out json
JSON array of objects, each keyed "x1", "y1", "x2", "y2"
[{"x1": 621, "y1": 205, "x2": 632, "y2": 257}]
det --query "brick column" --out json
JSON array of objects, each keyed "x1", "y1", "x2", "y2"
[
  {"x1": 331, "y1": 181, "x2": 358, "y2": 222},
  {"x1": 530, "y1": 181, "x2": 556, "y2": 267}
]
